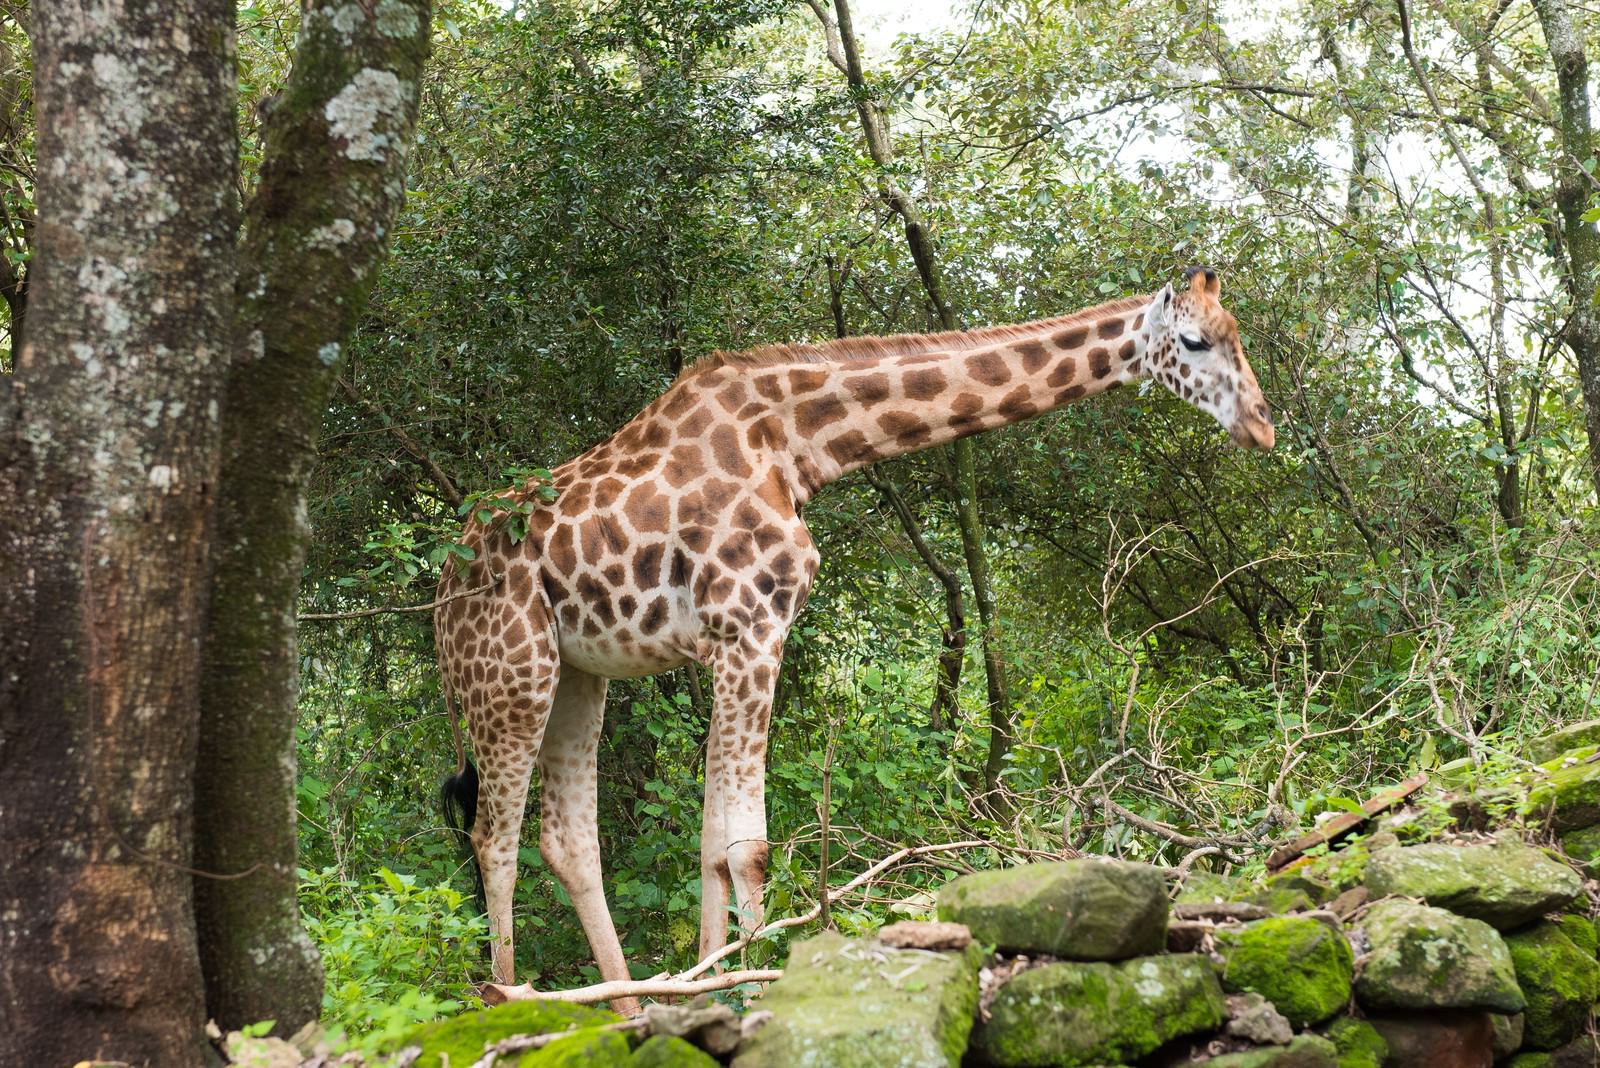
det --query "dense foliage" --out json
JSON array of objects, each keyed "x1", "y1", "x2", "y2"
[{"x1": 262, "y1": 0, "x2": 1600, "y2": 1034}]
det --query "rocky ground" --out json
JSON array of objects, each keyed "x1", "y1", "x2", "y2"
[{"x1": 233, "y1": 719, "x2": 1600, "y2": 1067}]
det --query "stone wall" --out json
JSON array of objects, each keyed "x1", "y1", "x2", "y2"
[{"x1": 379, "y1": 721, "x2": 1600, "y2": 1068}]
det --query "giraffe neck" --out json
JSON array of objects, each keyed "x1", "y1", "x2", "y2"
[{"x1": 754, "y1": 296, "x2": 1153, "y2": 501}]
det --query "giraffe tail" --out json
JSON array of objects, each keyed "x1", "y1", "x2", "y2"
[{"x1": 439, "y1": 685, "x2": 486, "y2": 915}]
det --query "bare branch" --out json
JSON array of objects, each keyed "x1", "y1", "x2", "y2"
[{"x1": 298, "y1": 571, "x2": 502, "y2": 622}]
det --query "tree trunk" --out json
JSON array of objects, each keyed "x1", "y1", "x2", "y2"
[
  {"x1": 193, "y1": 1, "x2": 432, "y2": 1033},
  {"x1": 816, "y1": 0, "x2": 1011, "y2": 782},
  {"x1": 0, "y1": 3, "x2": 235, "y2": 1064},
  {"x1": 1532, "y1": 0, "x2": 1600, "y2": 502},
  {"x1": 864, "y1": 466, "x2": 967, "y2": 733}
]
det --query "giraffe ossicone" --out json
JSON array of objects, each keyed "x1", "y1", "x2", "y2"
[{"x1": 434, "y1": 266, "x2": 1273, "y2": 1014}]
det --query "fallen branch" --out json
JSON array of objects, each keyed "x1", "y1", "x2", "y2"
[
  {"x1": 481, "y1": 969, "x2": 782, "y2": 1008},
  {"x1": 298, "y1": 571, "x2": 501, "y2": 622},
  {"x1": 675, "y1": 838, "x2": 987, "y2": 983},
  {"x1": 1266, "y1": 772, "x2": 1429, "y2": 871},
  {"x1": 483, "y1": 838, "x2": 990, "y2": 1008}
]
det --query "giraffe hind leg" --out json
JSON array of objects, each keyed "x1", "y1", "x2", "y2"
[{"x1": 456, "y1": 608, "x2": 561, "y2": 984}]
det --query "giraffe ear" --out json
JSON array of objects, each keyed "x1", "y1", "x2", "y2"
[{"x1": 1147, "y1": 284, "x2": 1174, "y2": 332}]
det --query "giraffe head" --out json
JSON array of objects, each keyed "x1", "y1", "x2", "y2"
[{"x1": 1141, "y1": 266, "x2": 1274, "y2": 450}]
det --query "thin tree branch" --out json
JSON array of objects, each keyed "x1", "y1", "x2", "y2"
[{"x1": 298, "y1": 571, "x2": 502, "y2": 622}]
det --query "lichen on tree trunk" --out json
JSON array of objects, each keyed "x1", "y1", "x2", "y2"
[
  {"x1": 192, "y1": 0, "x2": 433, "y2": 1034},
  {"x1": 0, "y1": 3, "x2": 236, "y2": 1065}
]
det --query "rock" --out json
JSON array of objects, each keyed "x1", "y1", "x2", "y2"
[
  {"x1": 1363, "y1": 841, "x2": 1582, "y2": 929},
  {"x1": 397, "y1": 1001, "x2": 623, "y2": 1068},
  {"x1": 729, "y1": 930, "x2": 981, "y2": 1068},
  {"x1": 1173, "y1": 901, "x2": 1271, "y2": 923},
  {"x1": 974, "y1": 954, "x2": 1224, "y2": 1067},
  {"x1": 1166, "y1": 919, "x2": 1212, "y2": 953},
  {"x1": 1527, "y1": 721, "x2": 1600, "y2": 763},
  {"x1": 1225, "y1": 992, "x2": 1294, "y2": 1045},
  {"x1": 1559, "y1": 824, "x2": 1600, "y2": 876},
  {"x1": 877, "y1": 920, "x2": 971, "y2": 950},
  {"x1": 1241, "y1": 884, "x2": 1316, "y2": 914},
  {"x1": 1366, "y1": 1012, "x2": 1495, "y2": 1068},
  {"x1": 526, "y1": 1030, "x2": 634, "y2": 1066},
  {"x1": 642, "y1": 1000, "x2": 740, "y2": 1056},
  {"x1": 936, "y1": 860, "x2": 1167, "y2": 959},
  {"x1": 1327, "y1": 887, "x2": 1369, "y2": 920},
  {"x1": 1265, "y1": 866, "x2": 1337, "y2": 906},
  {"x1": 1175, "y1": 870, "x2": 1245, "y2": 903},
  {"x1": 1319, "y1": 1017, "x2": 1387, "y2": 1068},
  {"x1": 1492, "y1": 1013, "x2": 1526, "y2": 1059},
  {"x1": 223, "y1": 1034, "x2": 302, "y2": 1068},
  {"x1": 1214, "y1": 915, "x2": 1353, "y2": 1026},
  {"x1": 1201, "y1": 1035, "x2": 1340, "y2": 1068},
  {"x1": 1549, "y1": 1035, "x2": 1600, "y2": 1067},
  {"x1": 631, "y1": 1035, "x2": 719, "y2": 1067},
  {"x1": 1511, "y1": 1035, "x2": 1600, "y2": 1067},
  {"x1": 1353, "y1": 900, "x2": 1524, "y2": 1013},
  {"x1": 1504, "y1": 922, "x2": 1600, "y2": 1050},
  {"x1": 1523, "y1": 751, "x2": 1600, "y2": 832},
  {"x1": 1554, "y1": 912, "x2": 1598, "y2": 956}
]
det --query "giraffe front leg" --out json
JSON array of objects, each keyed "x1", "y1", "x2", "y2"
[
  {"x1": 698, "y1": 725, "x2": 733, "y2": 962},
  {"x1": 708, "y1": 644, "x2": 781, "y2": 955}
]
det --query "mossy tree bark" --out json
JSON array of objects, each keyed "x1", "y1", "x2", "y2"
[
  {"x1": 0, "y1": 3, "x2": 235, "y2": 1065},
  {"x1": 192, "y1": 1, "x2": 432, "y2": 1034},
  {"x1": 1531, "y1": 0, "x2": 1600, "y2": 503}
]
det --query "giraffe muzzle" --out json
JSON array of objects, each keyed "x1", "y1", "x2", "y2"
[{"x1": 1230, "y1": 401, "x2": 1276, "y2": 450}]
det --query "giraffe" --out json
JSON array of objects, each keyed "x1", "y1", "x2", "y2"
[{"x1": 434, "y1": 266, "x2": 1273, "y2": 1012}]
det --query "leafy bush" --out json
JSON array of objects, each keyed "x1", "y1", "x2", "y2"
[{"x1": 300, "y1": 866, "x2": 489, "y2": 1050}]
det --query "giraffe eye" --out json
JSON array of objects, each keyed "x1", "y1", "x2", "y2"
[{"x1": 1180, "y1": 333, "x2": 1207, "y2": 352}]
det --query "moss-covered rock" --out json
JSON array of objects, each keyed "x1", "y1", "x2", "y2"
[
  {"x1": 1523, "y1": 750, "x2": 1600, "y2": 832},
  {"x1": 521, "y1": 1029, "x2": 633, "y2": 1066},
  {"x1": 1527, "y1": 721, "x2": 1600, "y2": 764},
  {"x1": 1506, "y1": 1038, "x2": 1600, "y2": 1068},
  {"x1": 1200, "y1": 1035, "x2": 1340, "y2": 1068},
  {"x1": 1554, "y1": 912, "x2": 1597, "y2": 956},
  {"x1": 1213, "y1": 916, "x2": 1353, "y2": 1026},
  {"x1": 1240, "y1": 884, "x2": 1317, "y2": 914},
  {"x1": 729, "y1": 931, "x2": 981, "y2": 1068},
  {"x1": 1363, "y1": 841, "x2": 1582, "y2": 928},
  {"x1": 1175, "y1": 870, "x2": 1245, "y2": 904},
  {"x1": 397, "y1": 1001, "x2": 622, "y2": 1068},
  {"x1": 1353, "y1": 900, "x2": 1524, "y2": 1013},
  {"x1": 973, "y1": 954, "x2": 1225, "y2": 1067},
  {"x1": 1493, "y1": 1013, "x2": 1527, "y2": 1060},
  {"x1": 630, "y1": 1035, "x2": 719, "y2": 1067},
  {"x1": 1263, "y1": 867, "x2": 1337, "y2": 906},
  {"x1": 1559, "y1": 824, "x2": 1600, "y2": 877},
  {"x1": 935, "y1": 860, "x2": 1166, "y2": 959},
  {"x1": 1319, "y1": 1017, "x2": 1387, "y2": 1068},
  {"x1": 1504, "y1": 922, "x2": 1600, "y2": 1050}
]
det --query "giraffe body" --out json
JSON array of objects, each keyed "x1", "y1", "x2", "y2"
[{"x1": 434, "y1": 268, "x2": 1273, "y2": 1012}]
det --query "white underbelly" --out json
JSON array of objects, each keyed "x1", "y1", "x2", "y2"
[{"x1": 556, "y1": 632, "x2": 695, "y2": 679}]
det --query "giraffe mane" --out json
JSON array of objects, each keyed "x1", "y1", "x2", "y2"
[{"x1": 680, "y1": 295, "x2": 1153, "y2": 378}]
